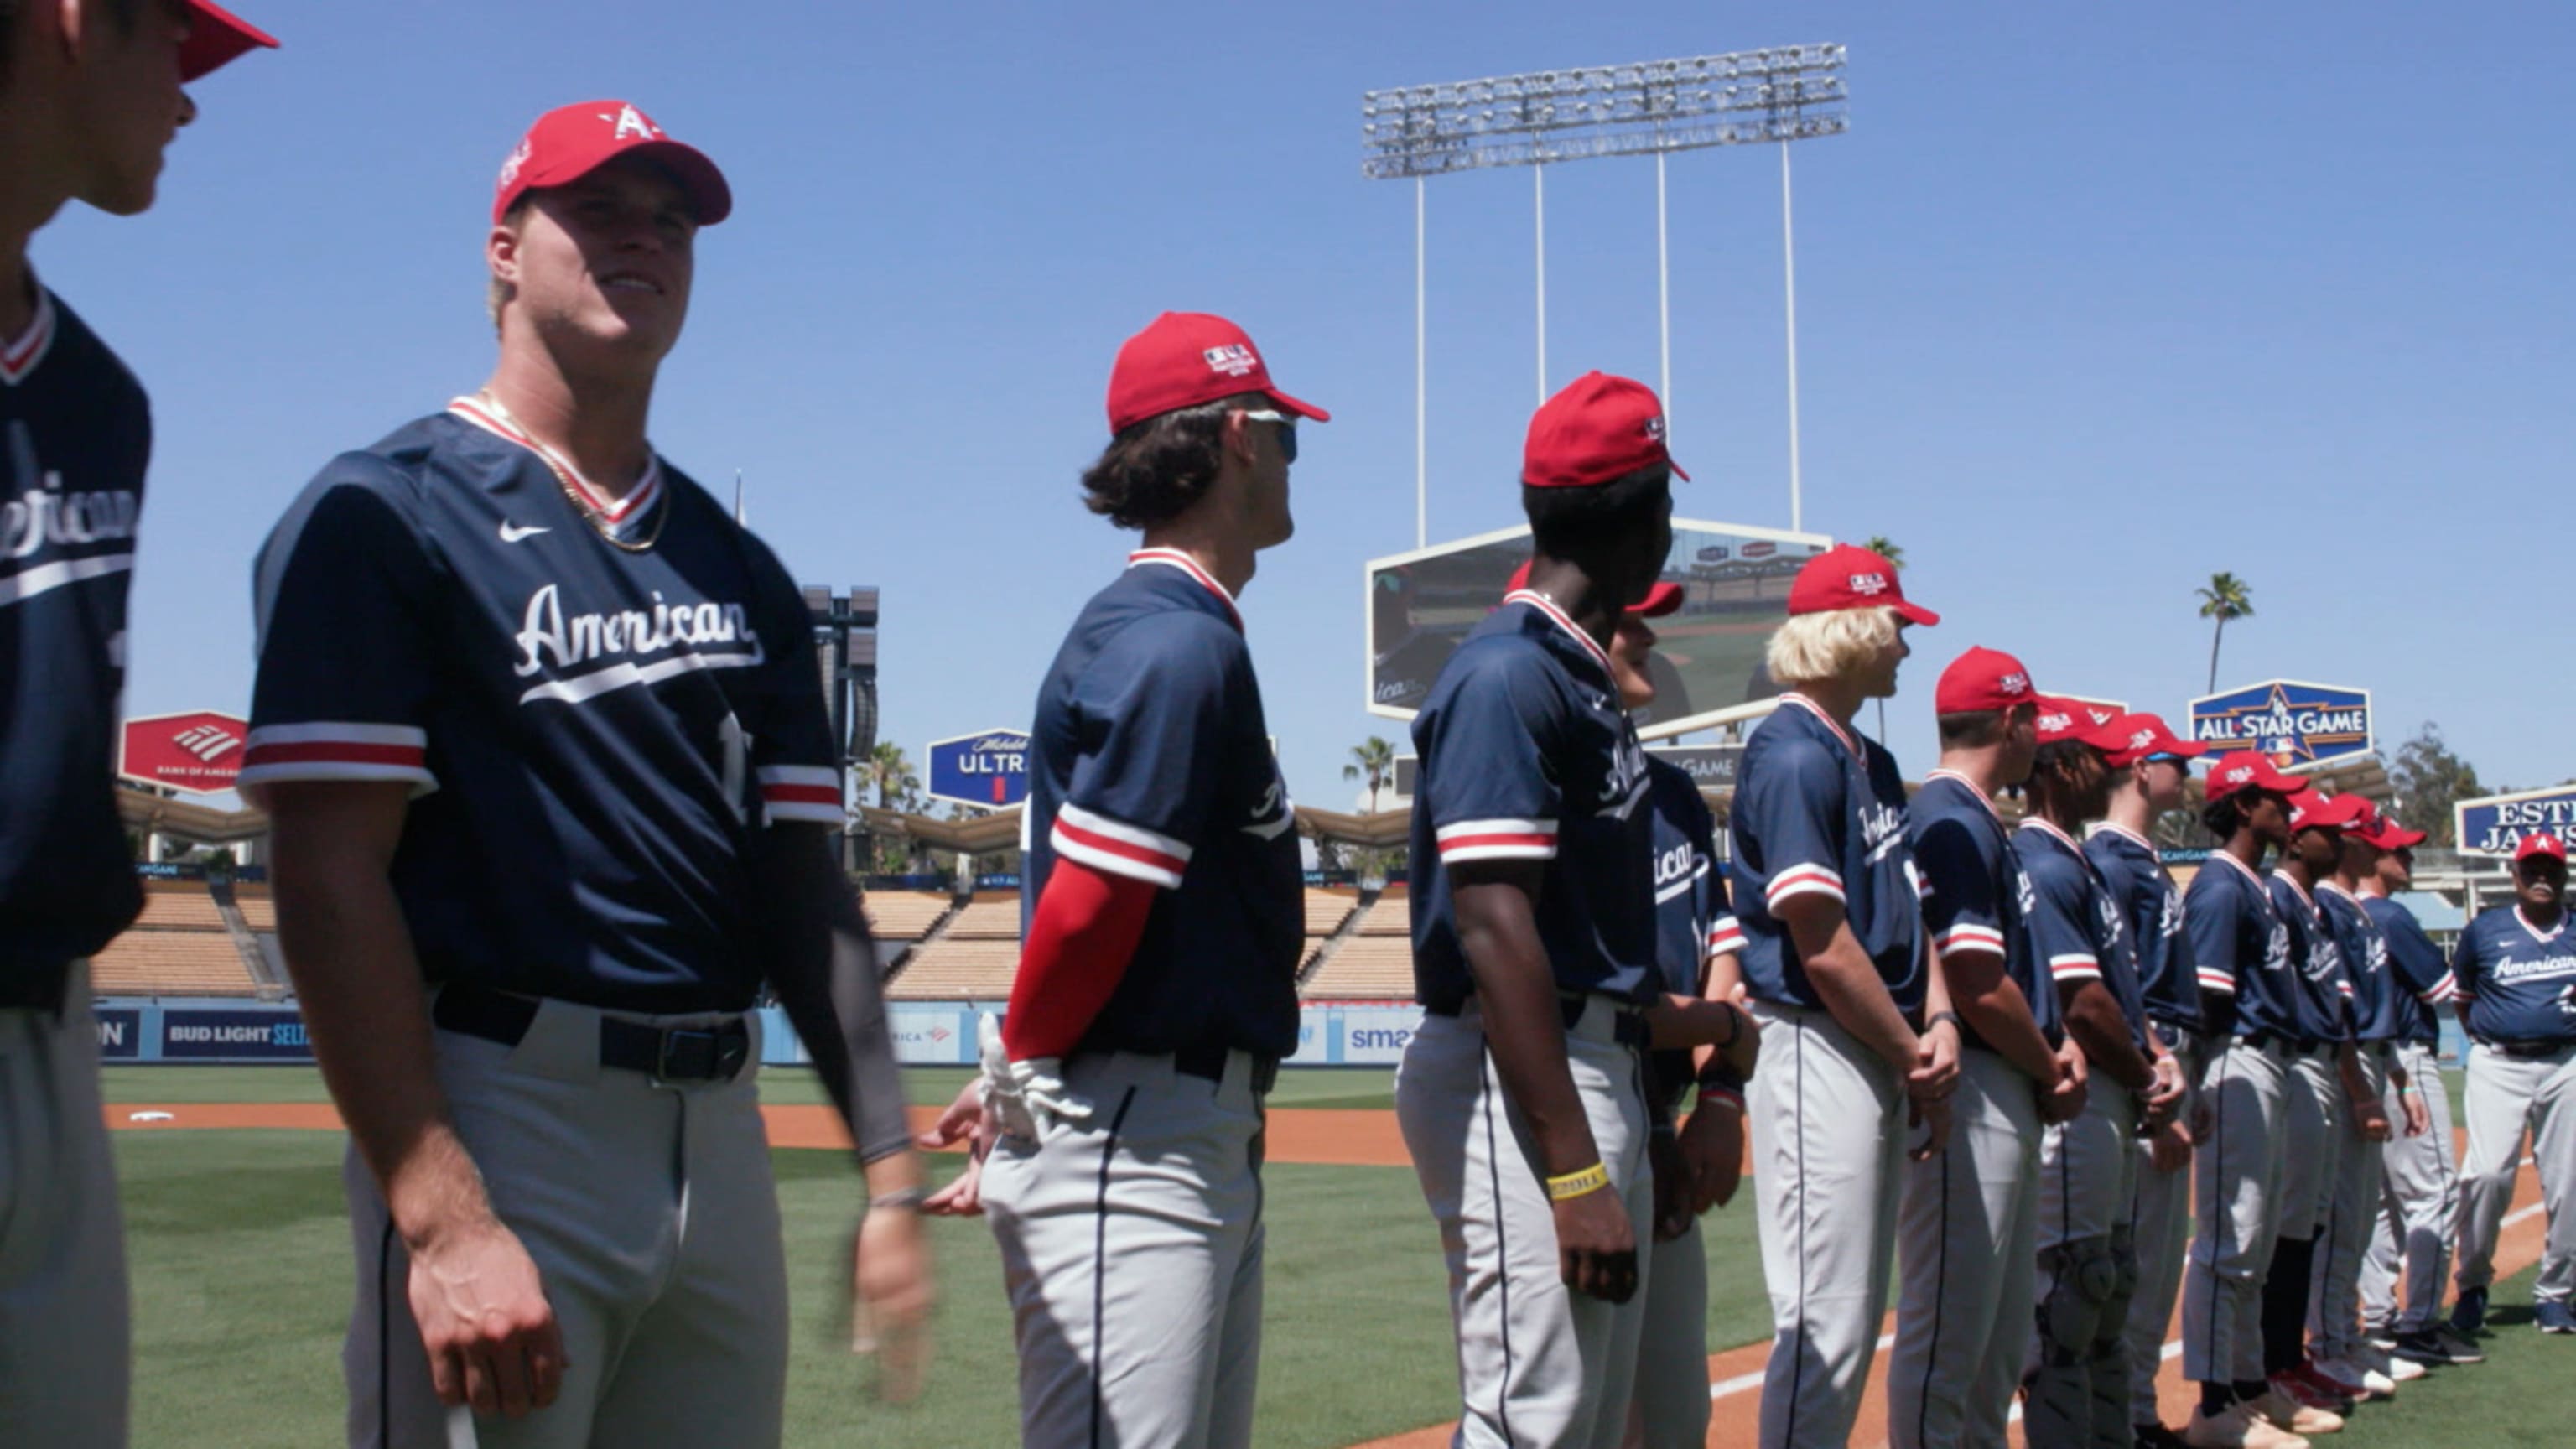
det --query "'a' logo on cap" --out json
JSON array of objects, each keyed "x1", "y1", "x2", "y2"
[
  {"x1": 2086, "y1": 706, "x2": 2116, "y2": 725},
  {"x1": 1202, "y1": 344, "x2": 1259, "y2": 377},
  {"x1": 603, "y1": 104, "x2": 658, "y2": 141},
  {"x1": 1998, "y1": 672, "x2": 2030, "y2": 696},
  {"x1": 1848, "y1": 572, "x2": 1888, "y2": 596}
]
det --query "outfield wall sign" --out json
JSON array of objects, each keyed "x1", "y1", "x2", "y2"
[
  {"x1": 2455, "y1": 787, "x2": 2576, "y2": 859},
  {"x1": 2186, "y1": 679, "x2": 2372, "y2": 769},
  {"x1": 925, "y1": 729, "x2": 1030, "y2": 808},
  {"x1": 119, "y1": 709, "x2": 250, "y2": 795}
]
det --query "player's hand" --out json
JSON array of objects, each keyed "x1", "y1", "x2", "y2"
[
  {"x1": 921, "y1": 1150, "x2": 985, "y2": 1217},
  {"x1": 2148, "y1": 1119, "x2": 2192, "y2": 1174},
  {"x1": 2352, "y1": 1094, "x2": 2393, "y2": 1144},
  {"x1": 1648, "y1": 1133, "x2": 1692, "y2": 1243},
  {"x1": 1550, "y1": 1182, "x2": 1638, "y2": 1303},
  {"x1": 851, "y1": 1201, "x2": 935, "y2": 1404},
  {"x1": 1678, "y1": 1098, "x2": 1744, "y2": 1212},
  {"x1": 2040, "y1": 1048, "x2": 2090, "y2": 1125},
  {"x1": 2189, "y1": 1095, "x2": 2214, "y2": 1146},
  {"x1": 1718, "y1": 1000, "x2": 1762, "y2": 1081},
  {"x1": 1906, "y1": 1095, "x2": 1953, "y2": 1162},
  {"x1": 1907, "y1": 1021, "x2": 1960, "y2": 1104},
  {"x1": 2144, "y1": 1054, "x2": 2188, "y2": 1127},
  {"x1": 406, "y1": 1213, "x2": 566, "y2": 1420},
  {"x1": 2401, "y1": 1088, "x2": 2430, "y2": 1139}
]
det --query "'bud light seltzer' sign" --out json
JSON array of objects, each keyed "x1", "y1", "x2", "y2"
[
  {"x1": 2186, "y1": 679, "x2": 2372, "y2": 769},
  {"x1": 926, "y1": 729, "x2": 1031, "y2": 809},
  {"x1": 2455, "y1": 787, "x2": 2576, "y2": 859}
]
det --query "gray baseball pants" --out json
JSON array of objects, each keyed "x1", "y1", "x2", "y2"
[
  {"x1": 0, "y1": 964, "x2": 128, "y2": 1448},
  {"x1": 1744, "y1": 1000, "x2": 1907, "y2": 1449},
  {"x1": 2028, "y1": 1085, "x2": 2138, "y2": 1449},
  {"x1": 2359, "y1": 1041, "x2": 2457, "y2": 1333},
  {"x1": 2182, "y1": 1037, "x2": 2287, "y2": 1387},
  {"x1": 1887, "y1": 1046, "x2": 2040, "y2": 1449},
  {"x1": 2454, "y1": 1041, "x2": 2576, "y2": 1310},
  {"x1": 984, "y1": 1047, "x2": 1270, "y2": 1449},
  {"x1": 1396, "y1": 999, "x2": 1653, "y2": 1449},
  {"x1": 2126, "y1": 1030, "x2": 2203, "y2": 1426},
  {"x1": 2282, "y1": 1052, "x2": 2342, "y2": 1240},
  {"x1": 2309, "y1": 1048, "x2": 2386, "y2": 1364},
  {"x1": 1631, "y1": 1214, "x2": 1709, "y2": 1449},
  {"x1": 346, "y1": 996, "x2": 787, "y2": 1449}
]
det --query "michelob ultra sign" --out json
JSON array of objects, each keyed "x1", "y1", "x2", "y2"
[
  {"x1": 2454, "y1": 787, "x2": 2576, "y2": 859},
  {"x1": 2186, "y1": 679, "x2": 2372, "y2": 768}
]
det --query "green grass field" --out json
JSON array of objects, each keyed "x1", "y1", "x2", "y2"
[{"x1": 106, "y1": 1065, "x2": 2556, "y2": 1446}]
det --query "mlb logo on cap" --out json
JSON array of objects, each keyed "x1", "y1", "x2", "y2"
[{"x1": 2205, "y1": 749, "x2": 2303, "y2": 800}]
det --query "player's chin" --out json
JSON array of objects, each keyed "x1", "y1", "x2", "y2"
[{"x1": 86, "y1": 159, "x2": 164, "y2": 217}]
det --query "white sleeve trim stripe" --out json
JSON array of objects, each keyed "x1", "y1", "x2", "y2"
[
  {"x1": 236, "y1": 761, "x2": 439, "y2": 811},
  {"x1": 2047, "y1": 953, "x2": 2100, "y2": 970},
  {"x1": 1055, "y1": 802, "x2": 1192, "y2": 869},
  {"x1": 756, "y1": 765, "x2": 840, "y2": 788},
  {"x1": 763, "y1": 802, "x2": 846, "y2": 826},
  {"x1": 2196, "y1": 969, "x2": 2239, "y2": 994},
  {"x1": 1935, "y1": 924, "x2": 2008, "y2": 953},
  {"x1": 1050, "y1": 824, "x2": 1187, "y2": 890},
  {"x1": 1438, "y1": 839, "x2": 1561, "y2": 864},
  {"x1": 2049, "y1": 963, "x2": 2105, "y2": 982},
  {"x1": 1766, "y1": 876, "x2": 1846, "y2": 910},
  {"x1": 2421, "y1": 973, "x2": 2460, "y2": 1003},
  {"x1": 1436, "y1": 818, "x2": 1556, "y2": 844},
  {"x1": 244, "y1": 721, "x2": 428, "y2": 748}
]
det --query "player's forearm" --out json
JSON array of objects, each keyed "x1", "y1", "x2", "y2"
[
  {"x1": 1945, "y1": 953, "x2": 2059, "y2": 1083},
  {"x1": 2059, "y1": 983, "x2": 2153, "y2": 1092},
  {"x1": 2336, "y1": 1041, "x2": 2374, "y2": 1105},
  {"x1": 1455, "y1": 879, "x2": 1600, "y2": 1176},
  {"x1": 271, "y1": 810, "x2": 491, "y2": 1246},
  {"x1": 1793, "y1": 919, "x2": 1918, "y2": 1072},
  {"x1": 755, "y1": 828, "x2": 912, "y2": 1165}
]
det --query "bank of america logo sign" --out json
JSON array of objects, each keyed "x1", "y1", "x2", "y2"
[{"x1": 173, "y1": 723, "x2": 244, "y2": 762}]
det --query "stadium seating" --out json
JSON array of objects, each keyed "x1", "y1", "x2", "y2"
[
  {"x1": 886, "y1": 937, "x2": 1021, "y2": 1001},
  {"x1": 1353, "y1": 888, "x2": 1412, "y2": 936},
  {"x1": 943, "y1": 897, "x2": 1023, "y2": 940},
  {"x1": 91, "y1": 920, "x2": 259, "y2": 996},
  {"x1": 1303, "y1": 889, "x2": 1358, "y2": 937},
  {"x1": 861, "y1": 891, "x2": 953, "y2": 941},
  {"x1": 134, "y1": 886, "x2": 228, "y2": 931},
  {"x1": 1298, "y1": 934, "x2": 1414, "y2": 1000},
  {"x1": 233, "y1": 895, "x2": 277, "y2": 932}
]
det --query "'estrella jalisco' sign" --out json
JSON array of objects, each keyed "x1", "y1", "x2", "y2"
[
  {"x1": 925, "y1": 729, "x2": 1031, "y2": 808},
  {"x1": 2454, "y1": 787, "x2": 2576, "y2": 859},
  {"x1": 2186, "y1": 679, "x2": 2372, "y2": 768}
]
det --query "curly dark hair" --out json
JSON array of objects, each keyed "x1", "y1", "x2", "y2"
[
  {"x1": 2201, "y1": 792, "x2": 2248, "y2": 839},
  {"x1": 1078, "y1": 392, "x2": 1269, "y2": 531}
]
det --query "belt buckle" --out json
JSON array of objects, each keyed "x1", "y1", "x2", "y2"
[{"x1": 656, "y1": 1027, "x2": 721, "y2": 1083}]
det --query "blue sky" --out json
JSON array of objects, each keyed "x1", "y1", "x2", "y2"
[{"x1": 43, "y1": 0, "x2": 2575, "y2": 813}]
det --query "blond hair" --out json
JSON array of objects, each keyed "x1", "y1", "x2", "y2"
[{"x1": 1766, "y1": 605, "x2": 1900, "y2": 688}]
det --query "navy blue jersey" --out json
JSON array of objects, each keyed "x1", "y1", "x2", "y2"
[
  {"x1": 2181, "y1": 851, "x2": 2302, "y2": 1038},
  {"x1": 2453, "y1": 906, "x2": 2576, "y2": 1046},
  {"x1": 2319, "y1": 882, "x2": 2403, "y2": 1042},
  {"x1": 1021, "y1": 550, "x2": 1301, "y2": 1057},
  {"x1": 2086, "y1": 823, "x2": 2199, "y2": 1032},
  {"x1": 1644, "y1": 758, "x2": 1737, "y2": 1105},
  {"x1": 2360, "y1": 891, "x2": 2457, "y2": 1046},
  {"x1": 2266, "y1": 872, "x2": 2353, "y2": 1042},
  {"x1": 243, "y1": 402, "x2": 842, "y2": 1013},
  {"x1": 1728, "y1": 694, "x2": 1925, "y2": 1015},
  {"x1": 0, "y1": 286, "x2": 148, "y2": 991},
  {"x1": 1411, "y1": 593, "x2": 1656, "y2": 1013},
  {"x1": 1909, "y1": 771, "x2": 2056, "y2": 1048},
  {"x1": 2016, "y1": 818, "x2": 2148, "y2": 1052}
]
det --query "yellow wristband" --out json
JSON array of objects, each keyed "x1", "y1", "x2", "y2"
[{"x1": 1545, "y1": 1162, "x2": 1609, "y2": 1202}]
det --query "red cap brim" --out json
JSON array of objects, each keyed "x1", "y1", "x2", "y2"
[
  {"x1": 1629, "y1": 582, "x2": 1684, "y2": 618},
  {"x1": 1263, "y1": 387, "x2": 1331, "y2": 424},
  {"x1": 613, "y1": 139, "x2": 733, "y2": 226},
  {"x1": 179, "y1": 0, "x2": 275, "y2": 81},
  {"x1": 1893, "y1": 600, "x2": 1940, "y2": 626}
]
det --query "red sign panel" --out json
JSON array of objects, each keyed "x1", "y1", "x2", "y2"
[{"x1": 121, "y1": 710, "x2": 251, "y2": 795}]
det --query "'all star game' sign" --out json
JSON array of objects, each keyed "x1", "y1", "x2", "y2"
[{"x1": 2186, "y1": 679, "x2": 2373, "y2": 769}]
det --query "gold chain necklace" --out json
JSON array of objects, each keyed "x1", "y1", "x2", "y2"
[{"x1": 473, "y1": 390, "x2": 667, "y2": 553}]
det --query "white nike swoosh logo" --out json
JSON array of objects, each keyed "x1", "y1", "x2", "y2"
[{"x1": 499, "y1": 522, "x2": 549, "y2": 543}]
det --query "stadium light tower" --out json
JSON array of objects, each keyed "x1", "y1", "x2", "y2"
[{"x1": 1362, "y1": 44, "x2": 1847, "y2": 542}]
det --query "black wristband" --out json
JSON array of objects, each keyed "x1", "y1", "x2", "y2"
[{"x1": 1925, "y1": 1010, "x2": 1961, "y2": 1035}]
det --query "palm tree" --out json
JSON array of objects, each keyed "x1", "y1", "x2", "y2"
[
  {"x1": 2195, "y1": 573, "x2": 2255, "y2": 693},
  {"x1": 865, "y1": 742, "x2": 919, "y2": 812},
  {"x1": 1860, "y1": 537, "x2": 1904, "y2": 740},
  {"x1": 1343, "y1": 736, "x2": 1399, "y2": 814}
]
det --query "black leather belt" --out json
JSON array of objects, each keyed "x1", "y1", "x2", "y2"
[
  {"x1": 1172, "y1": 1041, "x2": 1281, "y2": 1095},
  {"x1": 0, "y1": 961, "x2": 74, "y2": 1015},
  {"x1": 433, "y1": 982, "x2": 751, "y2": 1083},
  {"x1": 2482, "y1": 1038, "x2": 2576, "y2": 1060},
  {"x1": 2243, "y1": 1031, "x2": 2324, "y2": 1056}
]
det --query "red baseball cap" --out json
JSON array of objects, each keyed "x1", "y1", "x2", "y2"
[
  {"x1": 2354, "y1": 814, "x2": 2428, "y2": 851},
  {"x1": 1522, "y1": 372, "x2": 1690, "y2": 490},
  {"x1": 2204, "y1": 749, "x2": 2303, "y2": 802},
  {"x1": 493, "y1": 101, "x2": 732, "y2": 226},
  {"x1": 1104, "y1": 313, "x2": 1328, "y2": 436},
  {"x1": 2285, "y1": 789, "x2": 2370, "y2": 834},
  {"x1": 2516, "y1": 832, "x2": 2568, "y2": 866},
  {"x1": 1786, "y1": 544, "x2": 1939, "y2": 625},
  {"x1": 1504, "y1": 560, "x2": 1680, "y2": 617},
  {"x1": 1934, "y1": 647, "x2": 2036, "y2": 714},
  {"x1": 2101, "y1": 712, "x2": 2206, "y2": 768},
  {"x1": 179, "y1": 1, "x2": 274, "y2": 81},
  {"x1": 2034, "y1": 696, "x2": 2133, "y2": 751}
]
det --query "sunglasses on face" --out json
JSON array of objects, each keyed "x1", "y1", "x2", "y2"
[{"x1": 1239, "y1": 409, "x2": 1297, "y2": 464}]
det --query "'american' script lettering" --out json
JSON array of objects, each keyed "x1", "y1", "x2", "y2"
[{"x1": 512, "y1": 584, "x2": 763, "y2": 689}]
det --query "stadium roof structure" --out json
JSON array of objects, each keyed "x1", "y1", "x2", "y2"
[{"x1": 117, "y1": 784, "x2": 268, "y2": 844}]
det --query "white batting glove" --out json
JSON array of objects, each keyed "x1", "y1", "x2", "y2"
[{"x1": 976, "y1": 1014, "x2": 1091, "y2": 1140}]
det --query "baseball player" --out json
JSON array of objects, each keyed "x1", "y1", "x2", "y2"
[
  {"x1": 2176, "y1": 750, "x2": 2322, "y2": 1449},
  {"x1": 2308, "y1": 815, "x2": 2430, "y2": 1398},
  {"x1": 1607, "y1": 573, "x2": 1759, "y2": 1449},
  {"x1": 0, "y1": 5, "x2": 269, "y2": 1442},
  {"x1": 1885, "y1": 647, "x2": 2073, "y2": 1449},
  {"x1": 1396, "y1": 371, "x2": 1680, "y2": 1449},
  {"x1": 935, "y1": 311, "x2": 1324, "y2": 1449},
  {"x1": 1730, "y1": 543, "x2": 1961, "y2": 1449},
  {"x1": 2350, "y1": 817, "x2": 2482, "y2": 1366},
  {"x1": 2261, "y1": 789, "x2": 2386, "y2": 1421},
  {"x1": 243, "y1": 102, "x2": 929, "y2": 1447},
  {"x1": 2447, "y1": 831, "x2": 2576, "y2": 1337},
  {"x1": 2016, "y1": 700, "x2": 2188, "y2": 1449},
  {"x1": 2085, "y1": 712, "x2": 2209, "y2": 1449}
]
